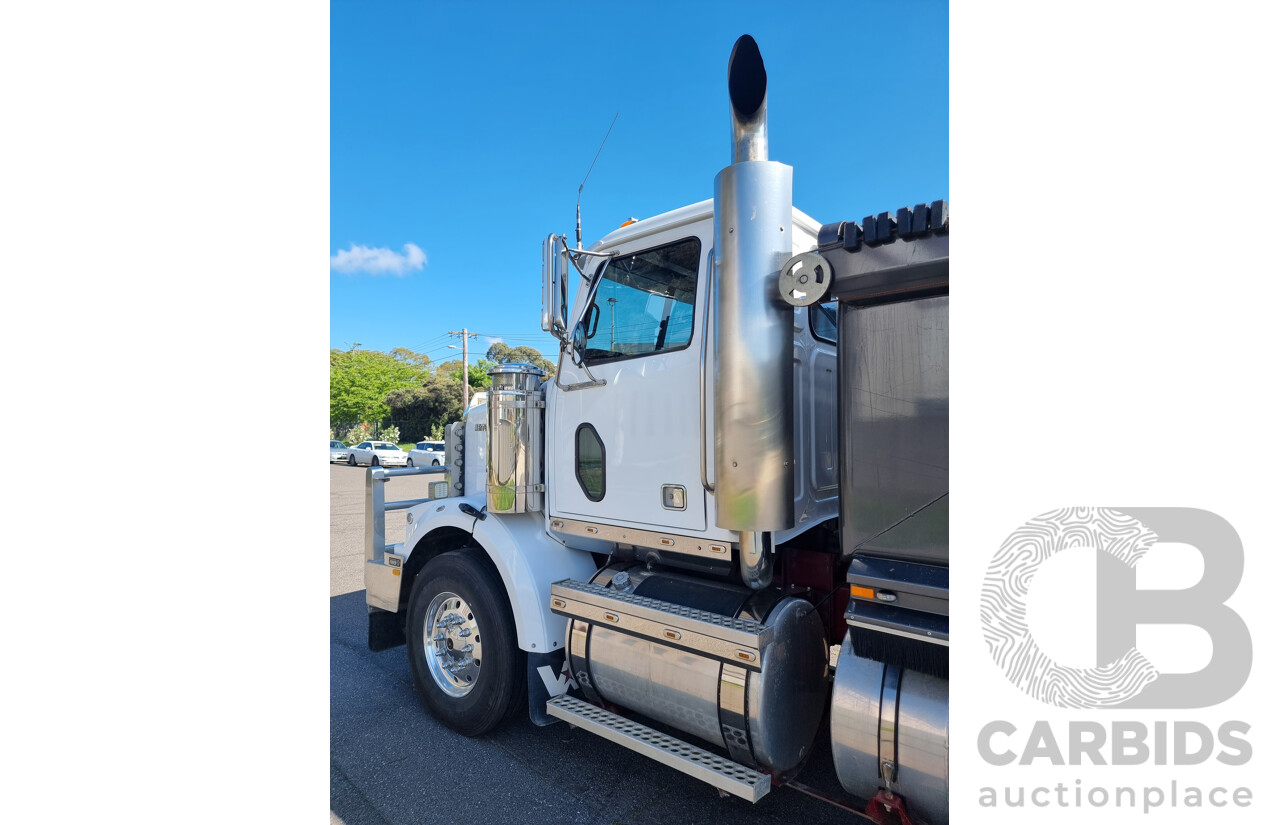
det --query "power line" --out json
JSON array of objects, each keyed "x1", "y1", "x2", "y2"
[
  {"x1": 466, "y1": 331, "x2": 559, "y2": 342},
  {"x1": 404, "y1": 333, "x2": 455, "y2": 352}
]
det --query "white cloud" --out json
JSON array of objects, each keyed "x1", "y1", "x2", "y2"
[
  {"x1": 330, "y1": 242, "x2": 426, "y2": 276},
  {"x1": 483, "y1": 336, "x2": 504, "y2": 347}
]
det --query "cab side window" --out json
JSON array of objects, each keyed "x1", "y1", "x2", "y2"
[
  {"x1": 810, "y1": 303, "x2": 838, "y2": 344},
  {"x1": 575, "y1": 424, "x2": 605, "y2": 501},
  {"x1": 582, "y1": 237, "x2": 700, "y2": 363}
]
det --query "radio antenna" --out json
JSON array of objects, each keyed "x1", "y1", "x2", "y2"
[{"x1": 577, "y1": 112, "x2": 619, "y2": 249}]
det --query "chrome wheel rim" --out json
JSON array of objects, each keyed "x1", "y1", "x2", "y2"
[{"x1": 423, "y1": 591, "x2": 482, "y2": 697}]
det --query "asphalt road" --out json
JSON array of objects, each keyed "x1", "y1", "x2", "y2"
[
  {"x1": 330, "y1": 461, "x2": 439, "y2": 598},
  {"x1": 330, "y1": 463, "x2": 865, "y2": 825}
]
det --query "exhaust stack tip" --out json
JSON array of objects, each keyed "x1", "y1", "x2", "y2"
[
  {"x1": 728, "y1": 35, "x2": 766, "y2": 121},
  {"x1": 728, "y1": 35, "x2": 768, "y2": 163}
]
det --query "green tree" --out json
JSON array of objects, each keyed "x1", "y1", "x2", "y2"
[
  {"x1": 437, "y1": 358, "x2": 493, "y2": 390},
  {"x1": 486, "y1": 342, "x2": 556, "y2": 376},
  {"x1": 390, "y1": 347, "x2": 433, "y2": 369},
  {"x1": 330, "y1": 347, "x2": 432, "y2": 425},
  {"x1": 471, "y1": 358, "x2": 495, "y2": 389},
  {"x1": 385, "y1": 374, "x2": 463, "y2": 439}
]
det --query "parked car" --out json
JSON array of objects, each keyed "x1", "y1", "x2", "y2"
[
  {"x1": 347, "y1": 441, "x2": 410, "y2": 467},
  {"x1": 407, "y1": 440, "x2": 446, "y2": 467},
  {"x1": 330, "y1": 440, "x2": 351, "y2": 464}
]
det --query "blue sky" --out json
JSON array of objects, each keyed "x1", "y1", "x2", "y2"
[{"x1": 331, "y1": 0, "x2": 948, "y2": 366}]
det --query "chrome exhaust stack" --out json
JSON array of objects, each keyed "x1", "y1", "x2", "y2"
[
  {"x1": 728, "y1": 35, "x2": 769, "y2": 163},
  {"x1": 713, "y1": 35, "x2": 794, "y2": 588}
]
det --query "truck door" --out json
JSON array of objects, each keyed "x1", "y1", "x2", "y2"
[{"x1": 549, "y1": 233, "x2": 709, "y2": 533}]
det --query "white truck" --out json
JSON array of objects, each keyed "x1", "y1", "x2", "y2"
[{"x1": 363, "y1": 35, "x2": 948, "y2": 824}]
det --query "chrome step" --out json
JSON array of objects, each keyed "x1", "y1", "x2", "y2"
[
  {"x1": 546, "y1": 695, "x2": 772, "y2": 802},
  {"x1": 549, "y1": 579, "x2": 772, "y2": 670}
]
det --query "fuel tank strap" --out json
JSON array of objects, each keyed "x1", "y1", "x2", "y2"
[
  {"x1": 717, "y1": 663, "x2": 753, "y2": 765},
  {"x1": 568, "y1": 619, "x2": 601, "y2": 705},
  {"x1": 878, "y1": 664, "x2": 903, "y2": 791}
]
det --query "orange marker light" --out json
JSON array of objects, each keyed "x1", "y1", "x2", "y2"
[{"x1": 849, "y1": 585, "x2": 875, "y2": 600}]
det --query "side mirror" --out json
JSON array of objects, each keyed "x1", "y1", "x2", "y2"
[
  {"x1": 541, "y1": 234, "x2": 568, "y2": 338},
  {"x1": 571, "y1": 319, "x2": 587, "y2": 355}
]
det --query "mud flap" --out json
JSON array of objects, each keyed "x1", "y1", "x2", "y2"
[
  {"x1": 368, "y1": 606, "x2": 405, "y2": 652},
  {"x1": 527, "y1": 650, "x2": 577, "y2": 726}
]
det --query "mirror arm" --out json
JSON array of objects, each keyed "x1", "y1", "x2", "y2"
[
  {"x1": 550, "y1": 240, "x2": 612, "y2": 392},
  {"x1": 554, "y1": 339, "x2": 606, "y2": 392},
  {"x1": 560, "y1": 236, "x2": 614, "y2": 277}
]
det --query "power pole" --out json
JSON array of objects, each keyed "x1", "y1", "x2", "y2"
[{"x1": 448, "y1": 329, "x2": 478, "y2": 411}]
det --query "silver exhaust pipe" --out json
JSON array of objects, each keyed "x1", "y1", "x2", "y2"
[
  {"x1": 713, "y1": 35, "x2": 794, "y2": 589},
  {"x1": 728, "y1": 35, "x2": 768, "y2": 163}
]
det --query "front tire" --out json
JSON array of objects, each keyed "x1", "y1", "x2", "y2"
[
  {"x1": 347, "y1": 455, "x2": 356, "y2": 466},
  {"x1": 432, "y1": 459, "x2": 441, "y2": 466},
  {"x1": 371, "y1": 456, "x2": 380, "y2": 467},
  {"x1": 406, "y1": 551, "x2": 524, "y2": 736},
  {"x1": 407, "y1": 458, "x2": 415, "y2": 467}
]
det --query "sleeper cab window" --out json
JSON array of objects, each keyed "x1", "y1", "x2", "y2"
[
  {"x1": 581, "y1": 237, "x2": 701, "y2": 363},
  {"x1": 810, "y1": 303, "x2": 838, "y2": 344},
  {"x1": 575, "y1": 423, "x2": 605, "y2": 501}
]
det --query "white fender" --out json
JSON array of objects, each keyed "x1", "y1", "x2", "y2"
[{"x1": 403, "y1": 494, "x2": 597, "y2": 653}]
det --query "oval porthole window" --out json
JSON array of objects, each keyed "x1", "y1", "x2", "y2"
[{"x1": 575, "y1": 423, "x2": 605, "y2": 502}]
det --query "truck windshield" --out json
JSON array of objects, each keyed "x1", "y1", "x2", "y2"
[{"x1": 583, "y1": 236, "x2": 700, "y2": 362}]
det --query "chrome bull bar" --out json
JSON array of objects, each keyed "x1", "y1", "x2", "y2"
[{"x1": 364, "y1": 465, "x2": 450, "y2": 563}]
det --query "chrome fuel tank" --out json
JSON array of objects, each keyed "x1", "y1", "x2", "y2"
[
  {"x1": 831, "y1": 631, "x2": 948, "y2": 824},
  {"x1": 564, "y1": 569, "x2": 827, "y2": 774}
]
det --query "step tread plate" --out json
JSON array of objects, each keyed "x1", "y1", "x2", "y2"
[
  {"x1": 546, "y1": 695, "x2": 771, "y2": 803},
  {"x1": 551, "y1": 580, "x2": 772, "y2": 647}
]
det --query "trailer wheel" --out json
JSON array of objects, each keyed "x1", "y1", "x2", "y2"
[{"x1": 406, "y1": 550, "x2": 524, "y2": 736}]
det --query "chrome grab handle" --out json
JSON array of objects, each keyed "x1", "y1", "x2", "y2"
[{"x1": 699, "y1": 248, "x2": 715, "y2": 494}]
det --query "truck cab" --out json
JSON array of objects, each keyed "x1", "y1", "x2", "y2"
[{"x1": 545, "y1": 201, "x2": 838, "y2": 555}]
